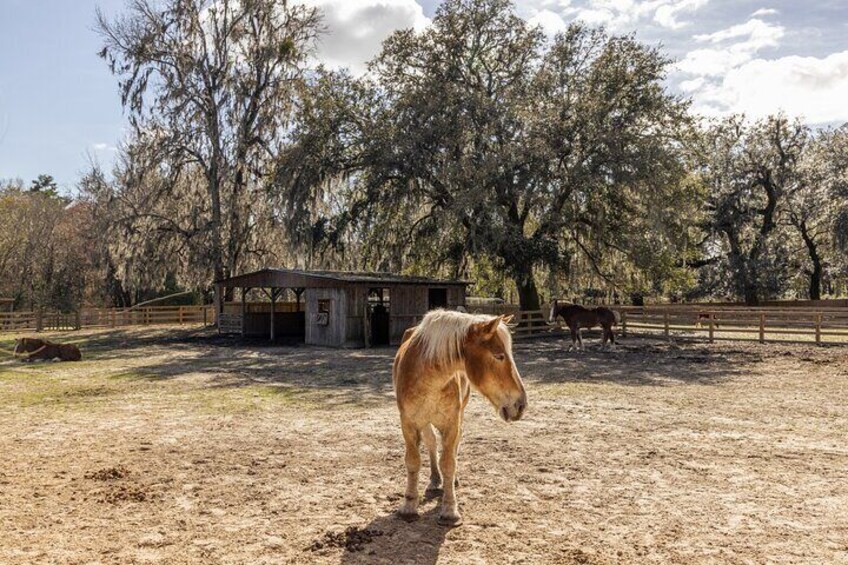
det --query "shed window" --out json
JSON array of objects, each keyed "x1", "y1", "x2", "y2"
[{"x1": 316, "y1": 299, "x2": 330, "y2": 326}]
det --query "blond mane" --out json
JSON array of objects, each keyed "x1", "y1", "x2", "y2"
[{"x1": 410, "y1": 309, "x2": 512, "y2": 367}]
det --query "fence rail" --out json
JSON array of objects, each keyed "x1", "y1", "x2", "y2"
[
  {"x1": 0, "y1": 305, "x2": 216, "y2": 333},
  {"x1": 504, "y1": 304, "x2": 848, "y2": 345}
]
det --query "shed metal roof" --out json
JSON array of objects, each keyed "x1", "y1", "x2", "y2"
[{"x1": 216, "y1": 268, "x2": 470, "y2": 288}]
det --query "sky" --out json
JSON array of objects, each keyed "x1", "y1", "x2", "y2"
[{"x1": 1, "y1": 0, "x2": 847, "y2": 191}]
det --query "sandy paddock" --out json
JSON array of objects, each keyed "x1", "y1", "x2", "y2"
[{"x1": 1, "y1": 327, "x2": 847, "y2": 564}]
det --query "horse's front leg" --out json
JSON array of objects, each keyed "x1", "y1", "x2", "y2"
[
  {"x1": 397, "y1": 422, "x2": 421, "y2": 521},
  {"x1": 437, "y1": 420, "x2": 462, "y2": 526}
]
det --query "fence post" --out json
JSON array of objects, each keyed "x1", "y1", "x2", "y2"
[
  {"x1": 36, "y1": 309, "x2": 43, "y2": 332},
  {"x1": 663, "y1": 311, "x2": 670, "y2": 340},
  {"x1": 203, "y1": 306, "x2": 208, "y2": 327},
  {"x1": 621, "y1": 311, "x2": 628, "y2": 338},
  {"x1": 111, "y1": 309, "x2": 116, "y2": 328},
  {"x1": 759, "y1": 314, "x2": 765, "y2": 344},
  {"x1": 815, "y1": 313, "x2": 822, "y2": 346},
  {"x1": 75, "y1": 310, "x2": 81, "y2": 330},
  {"x1": 179, "y1": 306, "x2": 185, "y2": 325},
  {"x1": 708, "y1": 317, "x2": 714, "y2": 344}
]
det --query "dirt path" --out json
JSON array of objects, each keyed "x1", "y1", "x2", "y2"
[{"x1": 1, "y1": 328, "x2": 847, "y2": 564}]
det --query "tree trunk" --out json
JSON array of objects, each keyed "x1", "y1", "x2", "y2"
[
  {"x1": 513, "y1": 266, "x2": 541, "y2": 311},
  {"x1": 798, "y1": 221, "x2": 822, "y2": 301},
  {"x1": 743, "y1": 283, "x2": 760, "y2": 306}
]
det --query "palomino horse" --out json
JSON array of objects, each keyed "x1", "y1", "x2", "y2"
[
  {"x1": 548, "y1": 300, "x2": 620, "y2": 351},
  {"x1": 393, "y1": 310, "x2": 527, "y2": 526}
]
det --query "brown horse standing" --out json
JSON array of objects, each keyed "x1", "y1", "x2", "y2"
[
  {"x1": 548, "y1": 300, "x2": 620, "y2": 351},
  {"x1": 393, "y1": 310, "x2": 527, "y2": 526}
]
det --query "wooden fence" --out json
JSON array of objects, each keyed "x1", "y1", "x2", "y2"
[
  {"x1": 503, "y1": 304, "x2": 848, "y2": 345},
  {"x1": 0, "y1": 305, "x2": 216, "y2": 333}
]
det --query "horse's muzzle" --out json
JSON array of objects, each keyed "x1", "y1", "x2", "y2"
[{"x1": 500, "y1": 395, "x2": 527, "y2": 422}]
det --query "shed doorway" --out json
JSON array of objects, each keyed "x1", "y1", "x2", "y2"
[
  {"x1": 428, "y1": 288, "x2": 448, "y2": 310},
  {"x1": 368, "y1": 288, "x2": 390, "y2": 346}
]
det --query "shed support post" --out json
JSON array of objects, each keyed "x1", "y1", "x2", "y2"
[
  {"x1": 270, "y1": 288, "x2": 277, "y2": 342},
  {"x1": 241, "y1": 287, "x2": 250, "y2": 337}
]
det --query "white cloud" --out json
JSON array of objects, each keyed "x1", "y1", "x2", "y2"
[
  {"x1": 92, "y1": 143, "x2": 117, "y2": 152},
  {"x1": 653, "y1": 0, "x2": 708, "y2": 30},
  {"x1": 676, "y1": 18, "x2": 784, "y2": 76},
  {"x1": 750, "y1": 8, "x2": 779, "y2": 18},
  {"x1": 566, "y1": 0, "x2": 708, "y2": 31},
  {"x1": 527, "y1": 8, "x2": 570, "y2": 35},
  {"x1": 301, "y1": 0, "x2": 429, "y2": 74},
  {"x1": 690, "y1": 51, "x2": 848, "y2": 123}
]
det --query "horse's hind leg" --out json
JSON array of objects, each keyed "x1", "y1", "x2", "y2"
[
  {"x1": 423, "y1": 424, "x2": 442, "y2": 497},
  {"x1": 577, "y1": 328, "x2": 585, "y2": 351},
  {"x1": 568, "y1": 327, "x2": 578, "y2": 351},
  {"x1": 397, "y1": 422, "x2": 422, "y2": 521}
]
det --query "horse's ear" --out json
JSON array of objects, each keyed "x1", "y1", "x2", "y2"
[
  {"x1": 474, "y1": 317, "x2": 501, "y2": 337},
  {"x1": 500, "y1": 314, "x2": 514, "y2": 325}
]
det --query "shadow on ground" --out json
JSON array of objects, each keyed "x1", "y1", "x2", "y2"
[{"x1": 333, "y1": 507, "x2": 449, "y2": 565}]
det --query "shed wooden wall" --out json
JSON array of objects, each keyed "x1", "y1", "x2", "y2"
[
  {"x1": 344, "y1": 286, "x2": 369, "y2": 347},
  {"x1": 389, "y1": 286, "x2": 427, "y2": 344},
  {"x1": 304, "y1": 288, "x2": 347, "y2": 347}
]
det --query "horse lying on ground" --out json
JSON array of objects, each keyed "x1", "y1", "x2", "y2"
[
  {"x1": 13, "y1": 337, "x2": 82, "y2": 361},
  {"x1": 548, "y1": 300, "x2": 620, "y2": 351},
  {"x1": 393, "y1": 310, "x2": 527, "y2": 526}
]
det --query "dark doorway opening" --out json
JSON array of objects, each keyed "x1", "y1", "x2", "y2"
[
  {"x1": 368, "y1": 288, "x2": 390, "y2": 346},
  {"x1": 428, "y1": 288, "x2": 448, "y2": 310}
]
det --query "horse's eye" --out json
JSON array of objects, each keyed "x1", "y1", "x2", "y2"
[{"x1": 493, "y1": 353, "x2": 506, "y2": 362}]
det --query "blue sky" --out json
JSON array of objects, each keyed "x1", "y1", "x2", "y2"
[{"x1": 1, "y1": 0, "x2": 847, "y2": 190}]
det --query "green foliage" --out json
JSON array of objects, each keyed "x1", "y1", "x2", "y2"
[{"x1": 277, "y1": 0, "x2": 692, "y2": 308}]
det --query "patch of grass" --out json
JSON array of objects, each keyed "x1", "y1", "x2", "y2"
[
  {"x1": 189, "y1": 383, "x2": 314, "y2": 415},
  {"x1": 108, "y1": 369, "x2": 163, "y2": 381}
]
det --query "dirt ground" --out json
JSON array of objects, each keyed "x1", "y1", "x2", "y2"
[{"x1": 1, "y1": 327, "x2": 847, "y2": 564}]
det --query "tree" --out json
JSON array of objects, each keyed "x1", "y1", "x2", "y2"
[
  {"x1": 696, "y1": 115, "x2": 805, "y2": 305},
  {"x1": 97, "y1": 0, "x2": 320, "y2": 288},
  {"x1": 29, "y1": 174, "x2": 61, "y2": 198},
  {"x1": 796, "y1": 124, "x2": 848, "y2": 298},
  {"x1": 277, "y1": 0, "x2": 690, "y2": 309}
]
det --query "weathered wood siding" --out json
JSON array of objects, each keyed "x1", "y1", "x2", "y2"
[
  {"x1": 344, "y1": 286, "x2": 369, "y2": 347},
  {"x1": 304, "y1": 288, "x2": 347, "y2": 347},
  {"x1": 389, "y1": 285, "x2": 428, "y2": 344},
  {"x1": 447, "y1": 286, "x2": 466, "y2": 309}
]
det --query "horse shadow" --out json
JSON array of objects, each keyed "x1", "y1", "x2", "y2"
[{"x1": 337, "y1": 506, "x2": 449, "y2": 565}]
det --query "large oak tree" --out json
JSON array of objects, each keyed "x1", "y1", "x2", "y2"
[{"x1": 278, "y1": 0, "x2": 690, "y2": 309}]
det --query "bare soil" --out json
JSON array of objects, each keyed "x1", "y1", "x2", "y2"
[{"x1": 1, "y1": 327, "x2": 847, "y2": 564}]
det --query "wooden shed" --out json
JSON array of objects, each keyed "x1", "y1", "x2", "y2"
[{"x1": 214, "y1": 269, "x2": 468, "y2": 347}]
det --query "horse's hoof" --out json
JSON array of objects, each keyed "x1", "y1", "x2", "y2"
[
  {"x1": 396, "y1": 510, "x2": 420, "y2": 522},
  {"x1": 424, "y1": 486, "x2": 443, "y2": 499},
  {"x1": 437, "y1": 514, "x2": 463, "y2": 527}
]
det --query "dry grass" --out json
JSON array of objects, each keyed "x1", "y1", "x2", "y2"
[{"x1": 1, "y1": 327, "x2": 847, "y2": 564}]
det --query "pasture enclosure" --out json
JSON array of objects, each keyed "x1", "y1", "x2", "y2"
[
  {"x1": 0, "y1": 305, "x2": 215, "y2": 332},
  {"x1": 1, "y1": 326, "x2": 846, "y2": 563},
  {"x1": 467, "y1": 302, "x2": 848, "y2": 345}
]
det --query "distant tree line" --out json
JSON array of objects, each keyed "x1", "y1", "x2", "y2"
[{"x1": 2, "y1": 0, "x2": 846, "y2": 311}]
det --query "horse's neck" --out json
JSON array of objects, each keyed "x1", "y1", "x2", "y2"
[{"x1": 416, "y1": 356, "x2": 465, "y2": 392}]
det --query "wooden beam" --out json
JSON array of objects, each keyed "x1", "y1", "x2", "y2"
[
  {"x1": 241, "y1": 287, "x2": 251, "y2": 337},
  {"x1": 270, "y1": 287, "x2": 278, "y2": 341}
]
